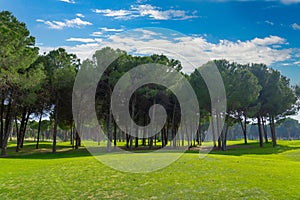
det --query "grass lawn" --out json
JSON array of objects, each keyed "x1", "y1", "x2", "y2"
[{"x1": 0, "y1": 140, "x2": 299, "y2": 199}]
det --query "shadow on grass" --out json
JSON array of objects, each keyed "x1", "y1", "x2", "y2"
[
  {"x1": 205, "y1": 142, "x2": 300, "y2": 156},
  {"x1": 2, "y1": 140, "x2": 300, "y2": 159},
  {"x1": 1, "y1": 142, "x2": 92, "y2": 159}
]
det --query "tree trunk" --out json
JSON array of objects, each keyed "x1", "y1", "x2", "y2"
[
  {"x1": 221, "y1": 115, "x2": 229, "y2": 151},
  {"x1": 161, "y1": 128, "x2": 164, "y2": 147},
  {"x1": 270, "y1": 116, "x2": 277, "y2": 147},
  {"x1": 148, "y1": 98, "x2": 156, "y2": 150},
  {"x1": 36, "y1": 109, "x2": 43, "y2": 149},
  {"x1": 216, "y1": 113, "x2": 221, "y2": 150},
  {"x1": 126, "y1": 133, "x2": 129, "y2": 149},
  {"x1": 135, "y1": 136, "x2": 138, "y2": 148},
  {"x1": 166, "y1": 121, "x2": 170, "y2": 147},
  {"x1": 63, "y1": 130, "x2": 67, "y2": 142},
  {"x1": 20, "y1": 110, "x2": 30, "y2": 148},
  {"x1": 211, "y1": 114, "x2": 216, "y2": 148},
  {"x1": 9, "y1": 123, "x2": 13, "y2": 142},
  {"x1": 221, "y1": 121, "x2": 229, "y2": 151},
  {"x1": 16, "y1": 108, "x2": 27, "y2": 152},
  {"x1": 1, "y1": 100, "x2": 13, "y2": 156},
  {"x1": 129, "y1": 135, "x2": 133, "y2": 151},
  {"x1": 107, "y1": 104, "x2": 112, "y2": 152},
  {"x1": 257, "y1": 116, "x2": 264, "y2": 147},
  {"x1": 52, "y1": 105, "x2": 58, "y2": 153},
  {"x1": 171, "y1": 102, "x2": 176, "y2": 148},
  {"x1": 113, "y1": 120, "x2": 117, "y2": 149},
  {"x1": 0, "y1": 94, "x2": 4, "y2": 148},
  {"x1": 143, "y1": 115, "x2": 146, "y2": 146},
  {"x1": 75, "y1": 130, "x2": 81, "y2": 149},
  {"x1": 1, "y1": 119, "x2": 13, "y2": 156},
  {"x1": 262, "y1": 117, "x2": 268, "y2": 143},
  {"x1": 239, "y1": 113, "x2": 247, "y2": 144}
]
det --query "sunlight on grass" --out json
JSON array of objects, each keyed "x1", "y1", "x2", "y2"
[{"x1": 0, "y1": 140, "x2": 299, "y2": 199}]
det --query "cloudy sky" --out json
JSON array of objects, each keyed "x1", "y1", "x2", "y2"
[
  {"x1": 1, "y1": 0, "x2": 300, "y2": 83},
  {"x1": 1, "y1": 0, "x2": 300, "y2": 121}
]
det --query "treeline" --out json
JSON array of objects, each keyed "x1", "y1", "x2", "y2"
[
  {"x1": 1, "y1": 11, "x2": 300, "y2": 156},
  {"x1": 190, "y1": 60, "x2": 300, "y2": 150},
  {"x1": 226, "y1": 118, "x2": 300, "y2": 141}
]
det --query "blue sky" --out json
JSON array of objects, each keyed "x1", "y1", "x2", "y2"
[{"x1": 1, "y1": 0, "x2": 300, "y2": 84}]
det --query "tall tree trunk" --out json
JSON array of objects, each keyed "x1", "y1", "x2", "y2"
[
  {"x1": 20, "y1": 110, "x2": 30, "y2": 148},
  {"x1": 129, "y1": 135, "x2": 133, "y2": 151},
  {"x1": 75, "y1": 130, "x2": 81, "y2": 149},
  {"x1": 113, "y1": 120, "x2": 117, "y2": 149},
  {"x1": 171, "y1": 102, "x2": 176, "y2": 148},
  {"x1": 70, "y1": 121, "x2": 74, "y2": 148},
  {"x1": 149, "y1": 98, "x2": 156, "y2": 149},
  {"x1": 126, "y1": 134, "x2": 129, "y2": 149},
  {"x1": 198, "y1": 124, "x2": 202, "y2": 145},
  {"x1": 16, "y1": 108, "x2": 27, "y2": 152},
  {"x1": 36, "y1": 109, "x2": 43, "y2": 149},
  {"x1": 221, "y1": 119, "x2": 229, "y2": 151},
  {"x1": 1, "y1": 118, "x2": 13, "y2": 156},
  {"x1": 211, "y1": 114, "x2": 216, "y2": 148},
  {"x1": 262, "y1": 117, "x2": 268, "y2": 143},
  {"x1": 0, "y1": 94, "x2": 4, "y2": 148},
  {"x1": 239, "y1": 113, "x2": 248, "y2": 144},
  {"x1": 52, "y1": 115, "x2": 57, "y2": 153},
  {"x1": 221, "y1": 115, "x2": 228, "y2": 151},
  {"x1": 63, "y1": 130, "x2": 67, "y2": 142},
  {"x1": 135, "y1": 136, "x2": 138, "y2": 148},
  {"x1": 15, "y1": 116, "x2": 19, "y2": 138},
  {"x1": 270, "y1": 115, "x2": 277, "y2": 147},
  {"x1": 52, "y1": 99, "x2": 59, "y2": 153},
  {"x1": 9, "y1": 118, "x2": 13, "y2": 142},
  {"x1": 1, "y1": 100, "x2": 12, "y2": 156},
  {"x1": 161, "y1": 126, "x2": 165, "y2": 147},
  {"x1": 186, "y1": 123, "x2": 189, "y2": 149},
  {"x1": 107, "y1": 104, "x2": 112, "y2": 152},
  {"x1": 166, "y1": 121, "x2": 170, "y2": 147},
  {"x1": 216, "y1": 113, "x2": 221, "y2": 150},
  {"x1": 257, "y1": 116, "x2": 264, "y2": 147},
  {"x1": 143, "y1": 115, "x2": 146, "y2": 146},
  {"x1": 180, "y1": 125, "x2": 184, "y2": 147}
]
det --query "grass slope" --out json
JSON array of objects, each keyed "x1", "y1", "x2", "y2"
[{"x1": 0, "y1": 140, "x2": 299, "y2": 199}]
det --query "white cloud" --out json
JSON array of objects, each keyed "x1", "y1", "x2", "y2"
[
  {"x1": 90, "y1": 31, "x2": 102, "y2": 37},
  {"x1": 76, "y1": 13, "x2": 85, "y2": 18},
  {"x1": 208, "y1": 37, "x2": 291, "y2": 67},
  {"x1": 36, "y1": 17, "x2": 92, "y2": 29},
  {"x1": 293, "y1": 61, "x2": 300, "y2": 65},
  {"x1": 100, "y1": 27, "x2": 124, "y2": 32},
  {"x1": 252, "y1": 35, "x2": 287, "y2": 46},
  {"x1": 60, "y1": 0, "x2": 75, "y2": 4},
  {"x1": 66, "y1": 37, "x2": 103, "y2": 43},
  {"x1": 67, "y1": 38, "x2": 96, "y2": 43},
  {"x1": 93, "y1": 9, "x2": 132, "y2": 19},
  {"x1": 132, "y1": 4, "x2": 198, "y2": 20},
  {"x1": 292, "y1": 23, "x2": 300, "y2": 30},
  {"x1": 92, "y1": 4, "x2": 198, "y2": 20},
  {"x1": 265, "y1": 20, "x2": 274, "y2": 26},
  {"x1": 39, "y1": 32, "x2": 295, "y2": 73}
]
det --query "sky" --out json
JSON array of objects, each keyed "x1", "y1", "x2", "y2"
[{"x1": 1, "y1": 0, "x2": 300, "y2": 118}]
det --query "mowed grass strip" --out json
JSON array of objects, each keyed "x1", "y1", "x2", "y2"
[{"x1": 0, "y1": 140, "x2": 299, "y2": 200}]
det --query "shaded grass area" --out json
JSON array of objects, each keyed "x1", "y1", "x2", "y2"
[
  {"x1": 0, "y1": 140, "x2": 300, "y2": 199},
  {"x1": 207, "y1": 140, "x2": 300, "y2": 156}
]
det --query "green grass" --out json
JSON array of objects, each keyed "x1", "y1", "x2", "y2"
[{"x1": 0, "y1": 140, "x2": 300, "y2": 199}]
